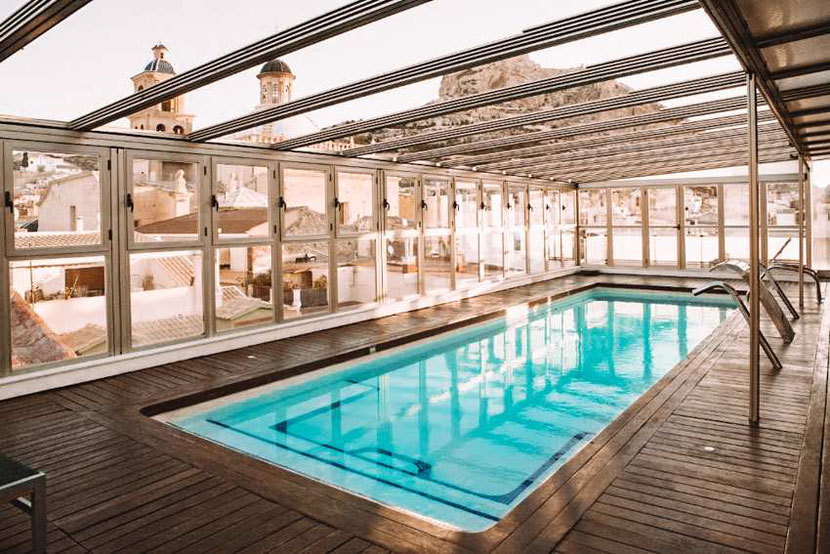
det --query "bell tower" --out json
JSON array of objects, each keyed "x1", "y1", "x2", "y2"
[{"x1": 128, "y1": 44, "x2": 194, "y2": 135}]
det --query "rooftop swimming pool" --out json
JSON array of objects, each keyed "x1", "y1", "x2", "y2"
[{"x1": 167, "y1": 287, "x2": 734, "y2": 531}]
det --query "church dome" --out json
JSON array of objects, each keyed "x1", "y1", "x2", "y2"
[
  {"x1": 258, "y1": 59, "x2": 292, "y2": 77},
  {"x1": 144, "y1": 44, "x2": 175, "y2": 74},
  {"x1": 144, "y1": 58, "x2": 175, "y2": 74}
]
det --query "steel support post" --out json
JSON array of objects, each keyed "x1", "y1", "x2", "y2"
[
  {"x1": 747, "y1": 73, "x2": 761, "y2": 425},
  {"x1": 798, "y1": 155, "x2": 805, "y2": 307}
]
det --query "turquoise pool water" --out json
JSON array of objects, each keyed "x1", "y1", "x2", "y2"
[{"x1": 171, "y1": 288, "x2": 733, "y2": 531}]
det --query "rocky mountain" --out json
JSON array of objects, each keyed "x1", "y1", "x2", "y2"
[{"x1": 350, "y1": 54, "x2": 670, "y2": 156}]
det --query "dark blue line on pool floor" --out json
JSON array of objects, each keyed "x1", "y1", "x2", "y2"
[
  {"x1": 205, "y1": 415, "x2": 590, "y2": 519},
  {"x1": 206, "y1": 418, "x2": 501, "y2": 522}
]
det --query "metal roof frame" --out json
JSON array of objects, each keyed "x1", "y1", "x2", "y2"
[
  {"x1": 462, "y1": 111, "x2": 777, "y2": 170},
  {"x1": 0, "y1": 0, "x2": 91, "y2": 63},
  {"x1": 341, "y1": 71, "x2": 745, "y2": 159},
  {"x1": 698, "y1": 0, "x2": 806, "y2": 155},
  {"x1": 187, "y1": 0, "x2": 699, "y2": 142},
  {"x1": 519, "y1": 135, "x2": 791, "y2": 178},
  {"x1": 273, "y1": 37, "x2": 731, "y2": 152},
  {"x1": 394, "y1": 95, "x2": 753, "y2": 163},
  {"x1": 556, "y1": 146, "x2": 795, "y2": 183},
  {"x1": 500, "y1": 124, "x2": 786, "y2": 175},
  {"x1": 69, "y1": 0, "x2": 430, "y2": 130}
]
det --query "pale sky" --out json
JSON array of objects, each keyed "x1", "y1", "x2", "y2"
[
  {"x1": 0, "y1": 0, "x2": 825, "y2": 180},
  {"x1": 0, "y1": 0, "x2": 733, "y2": 128}
]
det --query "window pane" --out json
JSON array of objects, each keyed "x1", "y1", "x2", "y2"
[
  {"x1": 424, "y1": 236, "x2": 451, "y2": 293},
  {"x1": 769, "y1": 229, "x2": 800, "y2": 262},
  {"x1": 684, "y1": 228, "x2": 719, "y2": 268},
  {"x1": 424, "y1": 178, "x2": 450, "y2": 230},
  {"x1": 723, "y1": 184, "x2": 749, "y2": 226},
  {"x1": 547, "y1": 229, "x2": 561, "y2": 266},
  {"x1": 507, "y1": 187, "x2": 526, "y2": 229},
  {"x1": 581, "y1": 229, "x2": 607, "y2": 265},
  {"x1": 724, "y1": 227, "x2": 749, "y2": 261},
  {"x1": 684, "y1": 185, "x2": 718, "y2": 226},
  {"x1": 10, "y1": 256, "x2": 108, "y2": 370},
  {"x1": 561, "y1": 191, "x2": 576, "y2": 225},
  {"x1": 545, "y1": 190, "x2": 559, "y2": 230},
  {"x1": 529, "y1": 189, "x2": 545, "y2": 227},
  {"x1": 215, "y1": 163, "x2": 269, "y2": 241},
  {"x1": 529, "y1": 231, "x2": 544, "y2": 273},
  {"x1": 336, "y1": 238, "x2": 376, "y2": 309},
  {"x1": 648, "y1": 188, "x2": 676, "y2": 226},
  {"x1": 767, "y1": 183, "x2": 800, "y2": 226},
  {"x1": 482, "y1": 183, "x2": 503, "y2": 229},
  {"x1": 132, "y1": 159, "x2": 200, "y2": 243},
  {"x1": 455, "y1": 180, "x2": 479, "y2": 230},
  {"x1": 561, "y1": 230, "x2": 576, "y2": 263},
  {"x1": 482, "y1": 232, "x2": 504, "y2": 278},
  {"x1": 649, "y1": 228, "x2": 677, "y2": 266},
  {"x1": 283, "y1": 168, "x2": 328, "y2": 238},
  {"x1": 337, "y1": 172, "x2": 375, "y2": 234},
  {"x1": 282, "y1": 241, "x2": 330, "y2": 319},
  {"x1": 456, "y1": 233, "x2": 479, "y2": 286},
  {"x1": 506, "y1": 230, "x2": 526, "y2": 275},
  {"x1": 129, "y1": 250, "x2": 204, "y2": 347},
  {"x1": 385, "y1": 236, "x2": 418, "y2": 299},
  {"x1": 215, "y1": 245, "x2": 273, "y2": 332},
  {"x1": 579, "y1": 189, "x2": 606, "y2": 226},
  {"x1": 12, "y1": 150, "x2": 102, "y2": 250},
  {"x1": 385, "y1": 175, "x2": 418, "y2": 231},
  {"x1": 612, "y1": 227, "x2": 642, "y2": 265},
  {"x1": 611, "y1": 189, "x2": 641, "y2": 225}
]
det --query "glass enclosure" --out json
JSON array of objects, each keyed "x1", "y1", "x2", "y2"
[{"x1": 0, "y1": 136, "x2": 801, "y2": 379}]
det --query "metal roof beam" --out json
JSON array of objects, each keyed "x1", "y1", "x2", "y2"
[
  {"x1": 549, "y1": 146, "x2": 794, "y2": 182},
  {"x1": 461, "y1": 112, "x2": 777, "y2": 170},
  {"x1": 754, "y1": 21, "x2": 830, "y2": 48},
  {"x1": 395, "y1": 95, "x2": 752, "y2": 163},
  {"x1": 69, "y1": 0, "x2": 429, "y2": 130},
  {"x1": 699, "y1": 0, "x2": 804, "y2": 154},
  {"x1": 275, "y1": 37, "x2": 730, "y2": 152},
  {"x1": 502, "y1": 125, "x2": 786, "y2": 175},
  {"x1": 343, "y1": 70, "x2": 743, "y2": 159},
  {"x1": 0, "y1": 0, "x2": 91, "y2": 64},
  {"x1": 187, "y1": 0, "x2": 699, "y2": 142},
  {"x1": 771, "y1": 61, "x2": 830, "y2": 81},
  {"x1": 515, "y1": 135, "x2": 790, "y2": 177},
  {"x1": 570, "y1": 150, "x2": 795, "y2": 183}
]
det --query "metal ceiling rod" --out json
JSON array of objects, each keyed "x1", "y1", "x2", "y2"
[
  {"x1": 468, "y1": 112, "x2": 778, "y2": 170},
  {"x1": 343, "y1": 70, "x2": 744, "y2": 158},
  {"x1": 396, "y1": 95, "x2": 752, "y2": 163},
  {"x1": 755, "y1": 21, "x2": 830, "y2": 48},
  {"x1": 505, "y1": 126, "x2": 787, "y2": 175},
  {"x1": 538, "y1": 141, "x2": 792, "y2": 178},
  {"x1": 771, "y1": 61, "x2": 830, "y2": 81},
  {"x1": 528, "y1": 140, "x2": 792, "y2": 178},
  {"x1": 0, "y1": 0, "x2": 91, "y2": 64},
  {"x1": 275, "y1": 37, "x2": 730, "y2": 152},
  {"x1": 558, "y1": 147, "x2": 794, "y2": 183},
  {"x1": 69, "y1": 0, "x2": 429, "y2": 130},
  {"x1": 188, "y1": 0, "x2": 700, "y2": 142},
  {"x1": 699, "y1": 0, "x2": 804, "y2": 154},
  {"x1": 781, "y1": 83, "x2": 830, "y2": 102}
]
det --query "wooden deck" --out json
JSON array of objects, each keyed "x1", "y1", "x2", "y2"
[{"x1": 1, "y1": 274, "x2": 827, "y2": 553}]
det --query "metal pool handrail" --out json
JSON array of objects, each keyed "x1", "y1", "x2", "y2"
[{"x1": 692, "y1": 282, "x2": 783, "y2": 370}]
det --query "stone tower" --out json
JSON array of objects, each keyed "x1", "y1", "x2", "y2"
[
  {"x1": 128, "y1": 45, "x2": 194, "y2": 135},
  {"x1": 257, "y1": 59, "x2": 294, "y2": 109}
]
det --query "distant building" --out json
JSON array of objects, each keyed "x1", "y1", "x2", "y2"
[
  {"x1": 128, "y1": 45, "x2": 194, "y2": 134},
  {"x1": 232, "y1": 58, "x2": 353, "y2": 152}
]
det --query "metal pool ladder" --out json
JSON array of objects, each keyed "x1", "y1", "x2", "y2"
[{"x1": 692, "y1": 282, "x2": 783, "y2": 370}]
